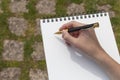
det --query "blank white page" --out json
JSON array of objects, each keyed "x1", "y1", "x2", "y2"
[{"x1": 40, "y1": 12, "x2": 120, "y2": 80}]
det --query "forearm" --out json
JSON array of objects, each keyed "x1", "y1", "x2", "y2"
[
  {"x1": 61, "y1": 21, "x2": 120, "y2": 80},
  {"x1": 94, "y1": 49, "x2": 120, "y2": 80}
]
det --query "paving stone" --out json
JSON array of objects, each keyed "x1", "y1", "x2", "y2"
[
  {"x1": 31, "y1": 42, "x2": 45, "y2": 61},
  {"x1": 0, "y1": 68, "x2": 21, "y2": 80},
  {"x1": 36, "y1": 0, "x2": 56, "y2": 14},
  {"x1": 29, "y1": 69, "x2": 48, "y2": 80},
  {"x1": 10, "y1": 0, "x2": 28, "y2": 13},
  {"x1": 34, "y1": 18, "x2": 41, "y2": 36},
  {"x1": 67, "y1": 3, "x2": 85, "y2": 15},
  {"x1": 8, "y1": 17, "x2": 28, "y2": 36},
  {"x1": 2, "y1": 40, "x2": 24, "y2": 61},
  {"x1": 0, "y1": 0, "x2": 3, "y2": 13},
  {"x1": 97, "y1": 4, "x2": 115, "y2": 17}
]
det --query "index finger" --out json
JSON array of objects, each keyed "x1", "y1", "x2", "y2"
[
  {"x1": 59, "y1": 22, "x2": 73, "y2": 31},
  {"x1": 59, "y1": 21, "x2": 85, "y2": 31}
]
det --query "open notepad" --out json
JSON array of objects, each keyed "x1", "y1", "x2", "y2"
[{"x1": 40, "y1": 12, "x2": 120, "y2": 80}]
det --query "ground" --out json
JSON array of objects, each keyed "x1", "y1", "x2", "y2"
[{"x1": 0, "y1": 0, "x2": 120, "y2": 80}]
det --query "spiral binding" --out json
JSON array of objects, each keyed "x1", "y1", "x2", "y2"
[{"x1": 42, "y1": 12, "x2": 108, "y2": 23}]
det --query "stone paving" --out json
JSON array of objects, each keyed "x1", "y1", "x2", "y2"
[
  {"x1": 9, "y1": 0, "x2": 28, "y2": 13},
  {"x1": 2, "y1": 40, "x2": 24, "y2": 61},
  {"x1": 0, "y1": 68, "x2": 21, "y2": 80},
  {"x1": 31, "y1": 42, "x2": 45, "y2": 61},
  {"x1": 8, "y1": 17, "x2": 28, "y2": 36},
  {"x1": 0, "y1": 0, "x2": 118, "y2": 80},
  {"x1": 97, "y1": 4, "x2": 115, "y2": 17},
  {"x1": 35, "y1": 19, "x2": 41, "y2": 36},
  {"x1": 0, "y1": 0, "x2": 3, "y2": 13},
  {"x1": 29, "y1": 69, "x2": 48, "y2": 80},
  {"x1": 36, "y1": 0, "x2": 56, "y2": 14},
  {"x1": 67, "y1": 3, "x2": 85, "y2": 15}
]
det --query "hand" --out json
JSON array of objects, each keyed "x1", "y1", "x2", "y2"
[
  {"x1": 59, "y1": 21, "x2": 103, "y2": 58},
  {"x1": 60, "y1": 21, "x2": 120, "y2": 80}
]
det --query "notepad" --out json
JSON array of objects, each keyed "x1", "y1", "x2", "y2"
[{"x1": 40, "y1": 12, "x2": 120, "y2": 80}]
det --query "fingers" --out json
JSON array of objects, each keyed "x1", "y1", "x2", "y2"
[
  {"x1": 59, "y1": 21, "x2": 84, "y2": 31},
  {"x1": 89, "y1": 28, "x2": 101, "y2": 45},
  {"x1": 59, "y1": 22, "x2": 73, "y2": 31},
  {"x1": 62, "y1": 30, "x2": 76, "y2": 45},
  {"x1": 70, "y1": 31, "x2": 79, "y2": 38},
  {"x1": 60, "y1": 21, "x2": 85, "y2": 45}
]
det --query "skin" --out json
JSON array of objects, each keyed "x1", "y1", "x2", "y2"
[{"x1": 59, "y1": 21, "x2": 120, "y2": 80}]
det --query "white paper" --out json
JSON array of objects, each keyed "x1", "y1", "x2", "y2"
[{"x1": 40, "y1": 12, "x2": 120, "y2": 80}]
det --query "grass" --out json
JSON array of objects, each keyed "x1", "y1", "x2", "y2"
[
  {"x1": 112, "y1": 17, "x2": 120, "y2": 51},
  {"x1": 24, "y1": 0, "x2": 38, "y2": 21},
  {"x1": 84, "y1": 0, "x2": 98, "y2": 11},
  {"x1": 56, "y1": 0, "x2": 69, "y2": 15},
  {"x1": 0, "y1": 0, "x2": 120, "y2": 80},
  {"x1": 97, "y1": 0, "x2": 116, "y2": 5},
  {"x1": 0, "y1": 0, "x2": 46, "y2": 79}
]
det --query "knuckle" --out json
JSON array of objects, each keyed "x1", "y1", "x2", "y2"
[{"x1": 71, "y1": 21, "x2": 76, "y2": 23}]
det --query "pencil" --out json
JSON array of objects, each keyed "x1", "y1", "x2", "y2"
[{"x1": 54, "y1": 22, "x2": 99, "y2": 34}]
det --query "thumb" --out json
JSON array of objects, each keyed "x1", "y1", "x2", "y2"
[{"x1": 62, "y1": 30, "x2": 76, "y2": 45}]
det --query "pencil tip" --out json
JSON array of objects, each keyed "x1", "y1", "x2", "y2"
[{"x1": 54, "y1": 31, "x2": 62, "y2": 34}]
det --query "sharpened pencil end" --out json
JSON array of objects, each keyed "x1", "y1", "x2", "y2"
[
  {"x1": 54, "y1": 29, "x2": 68, "y2": 34},
  {"x1": 54, "y1": 31, "x2": 62, "y2": 34}
]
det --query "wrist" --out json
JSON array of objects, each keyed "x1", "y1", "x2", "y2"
[
  {"x1": 93, "y1": 47, "x2": 119, "y2": 70},
  {"x1": 92, "y1": 46, "x2": 118, "y2": 64},
  {"x1": 92, "y1": 47, "x2": 113, "y2": 65},
  {"x1": 92, "y1": 47, "x2": 106, "y2": 61},
  {"x1": 93, "y1": 48, "x2": 120, "y2": 80},
  {"x1": 94, "y1": 49, "x2": 116, "y2": 66}
]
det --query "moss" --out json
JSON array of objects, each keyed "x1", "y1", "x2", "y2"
[
  {"x1": 24, "y1": 38, "x2": 34, "y2": 58},
  {"x1": 70, "y1": 0, "x2": 83, "y2": 4},
  {"x1": 1, "y1": 0, "x2": 11, "y2": 13},
  {"x1": 24, "y1": 0, "x2": 38, "y2": 20},
  {"x1": 84, "y1": 0, "x2": 98, "y2": 12},
  {"x1": 37, "y1": 60, "x2": 47, "y2": 70},
  {"x1": 56, "y1": 0, "x2": 70, "y2": 16},
  {"x1": 111, "y1": 17, "x2": 120, "y2": 26}
]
